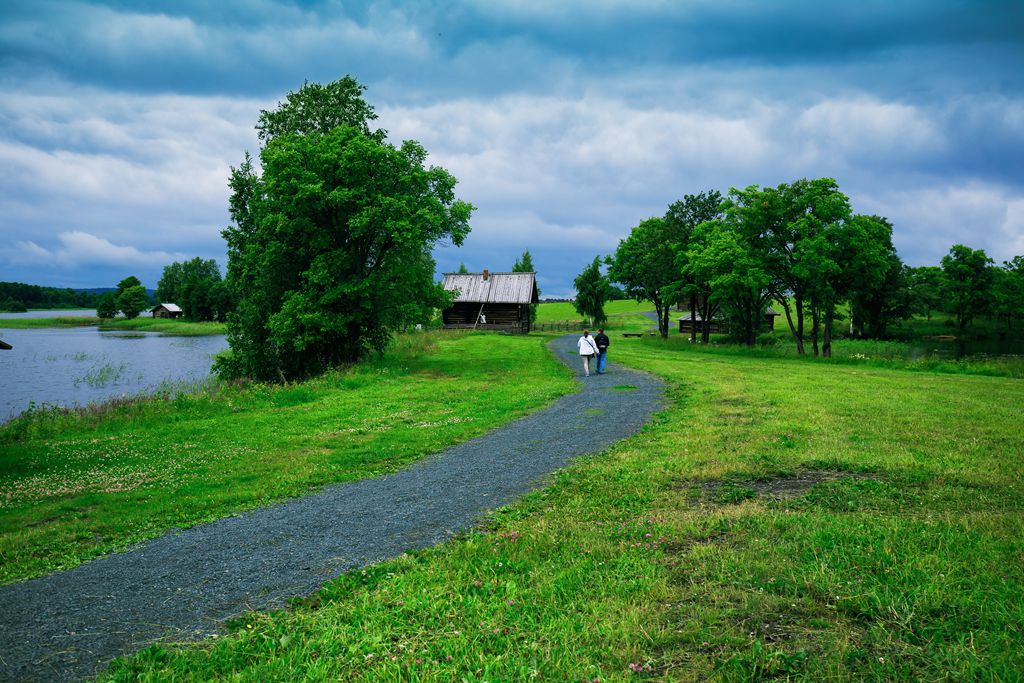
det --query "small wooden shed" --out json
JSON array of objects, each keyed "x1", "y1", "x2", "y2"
[
  {"x1": 441, "y1": 270, "x2": 538, "y2": 334},
  {"x1": 677, "y1": 311, "x2": 722, "y2": 334},
  {"x1": 151, "y1": 303, "x2": 183, "y2": 319},
  {"x1": 677, "y1": 307, "x2": 779, "y2": 334}
]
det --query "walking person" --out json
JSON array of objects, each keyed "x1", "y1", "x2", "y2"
[
  {"x1": 577, "y1": 329, "x2": 599, "y2": 377},
  {"x1": 594, "y1": 327, "x2": 610, "y2": 374}
]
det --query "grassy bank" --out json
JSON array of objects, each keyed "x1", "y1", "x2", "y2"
[
  {"x1": 0, "y1": 316, "x2": 99, "y2": 328},
  {"x1": 97, "y1": 317, "x2": 227, "y2": 336},
  {"x1": 99, "y1": 333, "x2": 1023, "y2": 680},
  {"x1": 0, "y1": 332, "x2": 575, "y2": 585},
  {"x1": 0, "y1": 316, "x2": 226, "y2": 336}
]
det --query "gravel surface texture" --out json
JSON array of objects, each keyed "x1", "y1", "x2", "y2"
[{"x1": 0, "y1": 334, "x2": 663, "y2": 682}]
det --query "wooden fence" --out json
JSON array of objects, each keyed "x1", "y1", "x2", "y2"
[{"x1": 532, "y1": 321, "x2": 588, "y2": 332}]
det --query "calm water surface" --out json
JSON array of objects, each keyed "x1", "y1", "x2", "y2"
[{"x1": 0, "y1": 327, "x2": 227, "y2": 421}]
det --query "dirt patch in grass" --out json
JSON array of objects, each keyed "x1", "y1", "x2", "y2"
[{"x1": 691, "y1": 470, "x2": 885, "y2": 506}]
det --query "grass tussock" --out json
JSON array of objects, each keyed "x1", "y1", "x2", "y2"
[{"x1": 100, "y1": 334, "x2": 1023, "y2": 680}]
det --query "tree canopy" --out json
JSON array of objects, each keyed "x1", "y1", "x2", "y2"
[
  {"x1": 218, "y1": 77, "x2": 473, "y2": 382},
  {"x1": 115, "y1": 276, "x2": 148, "y2": 319},
  {"x1": 941, "y1": 244, "x2": 994, "y2": 331},
  {"x1": 573, "y1": 256, "x2": 610, "y2": 327},
  {"x1": 607, "y1": 217, "x2": 678, "y2": 338},
  {"x1": 156, "y1": 257, "x2": 230, "y2": 322}
]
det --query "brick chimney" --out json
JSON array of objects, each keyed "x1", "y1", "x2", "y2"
[{"x1": 482, "y1": 268, "x2": 490, "y2": 280}]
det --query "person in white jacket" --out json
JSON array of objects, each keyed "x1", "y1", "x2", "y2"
[{"x1": 576, "y1": 330, "x2": 599, "y2": 377}]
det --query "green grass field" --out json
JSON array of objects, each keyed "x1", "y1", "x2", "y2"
[
  {"x1": 85, "y1": 332, "x2": 1023, "y2": 681},
  {"x1": 535, "y1": 299, "x2": 654, "y2": 331},
  {"x1": 0, "y1": 332, "x2": 575, "y2": 585}
]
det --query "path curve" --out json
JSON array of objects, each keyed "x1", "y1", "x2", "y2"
[{"x1": 0, "y1": 335, "x2": 663, "y2": 682}]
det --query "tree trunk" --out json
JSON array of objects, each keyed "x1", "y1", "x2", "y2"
[
  {"x1": 779, "y1": 294, "x2": 804, "y2": 355},
  {"x1": 810, "y1": 300, "x2": 820, "y2": 357},
  {"x1": 701, "y1": 299, "x2": 716, "y2": 344},
  {"x1": 823, "y1": 305, "x2": 833, "y2": 358},
  {"x1": 795, "y1": 294, "x2": 806, "y2": 355},
  {"x1": 689, "y1": 293, "x2": 697, "y2": 343},
  {"x1": 744, "y1": 298, "x2": 756, "y2": 345},
  {"x1": 655, "y1": 298, "x2": 669, "y2": 339}
]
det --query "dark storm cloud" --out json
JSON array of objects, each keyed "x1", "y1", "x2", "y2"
[{"x1": 3, "y1": 1, "x2": 1021, "y2": 99}]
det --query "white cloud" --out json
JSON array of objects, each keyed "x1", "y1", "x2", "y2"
[
  {"x1": 858, "y1": 183, "x2": 1024, "y2": 265},
  {"x1": 4, "y1": 231, "x2": 185, "y2": 269}
]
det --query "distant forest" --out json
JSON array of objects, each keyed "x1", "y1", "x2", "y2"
[{"x1": 0, "y1": 281, "x2": 107, "y2": 311}]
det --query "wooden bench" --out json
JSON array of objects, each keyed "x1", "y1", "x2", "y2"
[{"x1": 621, "y1": 332, "x2": 643, "y2": 338}]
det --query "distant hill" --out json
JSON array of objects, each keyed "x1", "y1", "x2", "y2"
[{"x1": 74, "y1": 287, "x2": 157, "y2": 297}]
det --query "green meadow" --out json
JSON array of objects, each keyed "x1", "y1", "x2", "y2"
[
  {"x1": 535, "y1": 299, "x2": 655, "y2": 331},
  {"x1": 90, "y1": 329, "x2": 1022, "y2": 681},
  {"x1": 2, "y1": 304, "x2": 1022, "y2": 680}
]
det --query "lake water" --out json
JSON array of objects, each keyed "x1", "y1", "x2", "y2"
[{"x1": 0, "y1": 327, "x2": 227, "y2": 422}]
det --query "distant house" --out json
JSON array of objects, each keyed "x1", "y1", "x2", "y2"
[
  {"x1": 677, "y1": 307, "x2": 779, "y2": 334},
  {"x1": 151, "y1": 303, "x2": 184, "y2": 319},
  {"x1": 677, "y1": 310, "x2": 723, "y2": 335},
  {"x1": 441, "y1": 270, "x2": 538, "y2": 334}
]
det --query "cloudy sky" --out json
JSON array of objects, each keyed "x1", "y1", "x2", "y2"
[{"x1": 2, "y1": 1, "x2": 1023, "y2": 297}]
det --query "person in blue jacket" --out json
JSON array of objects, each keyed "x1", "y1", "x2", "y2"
[{"x1": 594, "y1": 327, "x2": 610, "y2": 374}]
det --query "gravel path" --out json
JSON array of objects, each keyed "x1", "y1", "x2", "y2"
[{"x1": 0, "y1": 334, "x2": 663, "y2": 682}]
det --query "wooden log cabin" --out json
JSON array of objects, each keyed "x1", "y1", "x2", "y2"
[
  {"x1": 151, "y1": 303, "x2": 183, "y2": 319},
  {"x1": 441, "y1": 270, "x2": 538, "y2": 334},
  {"x1": 677, "y1": 307, "x2": 780, "y2": 334}
]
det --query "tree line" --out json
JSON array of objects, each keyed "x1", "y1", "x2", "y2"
[
  {"x1": 573, "y1": 179, "x2": 1024, "y2": 357},
  {"x1": 0, "y1": 282, "x2": 102, "y2": 312},
  {"x1": 85, "y1": 257, "x2": 233, "y2": 322}
]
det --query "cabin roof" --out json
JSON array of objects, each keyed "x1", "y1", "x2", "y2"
[
  {"x1": 151, "y1": 303, "x2": 183, "y2": 313},
  {"x1": 441, "y1": 272, "x2": 538, "y2": 304}
]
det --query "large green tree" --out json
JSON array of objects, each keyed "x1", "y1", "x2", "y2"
[
  {"x1": 684, "y1": 220, "x2": 772, "y2": 346},
  {"x1": 847, "y1": 219, "x2": 913, "y2": 340},
  {"x1": 666, "y1": 190, "x2": 723, "y2": 342},
  {"x1": 723, "y1": 178, "x2": 866, "y2": 355},
  {"x1": 573, "y1": 256, "x2": 610, "y2": 327},
  {"x1": 115, "y1": 276, "x2": 148, "y2": 319},
  {"x1": 715, "y1": 179, "x2": 893, "y2": 356},
  {"x1": 908, "y1": 266, "x2": 944, "y2": 320},
  {"x1": 988, "y1": 255, "x2": 1024, "y2": 331},
  {"x1": 96, "y1": 292, "x2": 118, "y2": 319},
  {"x1": 608, "y1": 217, "x2": 679, "y2": 338},
  {"x1": 219, "y1": 77, "x2": 473, "y2": 382},
  {"x1": 941, "y1": 244, "x2": 994, "y2": 331},
  {"x1": 805, "y1": 213, "x2": 892, "y2": 356}
]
